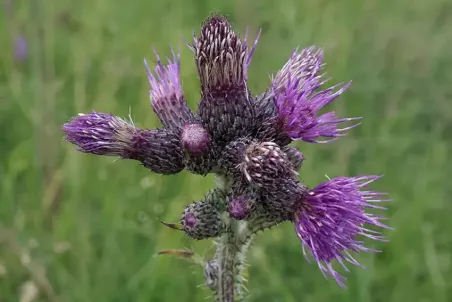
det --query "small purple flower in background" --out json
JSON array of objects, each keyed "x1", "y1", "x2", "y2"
[
  {"x1": 62, "y1": 13, "x2": 391, "y2": 300},
  {"x1": 14, "y1": 35, "x2": 28, "y2": 61}
]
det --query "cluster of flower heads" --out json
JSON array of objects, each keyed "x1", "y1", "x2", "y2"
[{"x1": 62, "y1": 14, "x2": 390, "y2": 287}]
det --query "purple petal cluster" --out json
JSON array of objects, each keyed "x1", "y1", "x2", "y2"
[
  {"x1": 62, "y1": 13, "x2": 390, "y2": 289},
  {"x1": 144, "y1": 49, "x2": 195, "y2": 128},
  {"x1": 294, "y1": 176, "x2": 390, "y2": 286},
  {"x1": 62, "y1": 111, "x2": 135, "y2": 156},
  {"x1": 274, "y1": 75, "x2": 360, "y2": 143}
]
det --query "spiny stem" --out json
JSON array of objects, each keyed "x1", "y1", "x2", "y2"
[
  {"x1": 211, "y1": 174, "x2": 255, "y2": 302},
  {"x1": 215, "y1": 228, "x2": 237, "y2": 302}
]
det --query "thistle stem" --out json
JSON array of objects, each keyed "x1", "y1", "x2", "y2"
[
  {"x1": 215, "y1": 229, "x2": 238, "y2": 301},
  {"x1": 212, "y1": 174, "x2": 246, "y2": 301}
]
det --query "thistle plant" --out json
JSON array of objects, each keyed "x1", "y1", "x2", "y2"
[{"x1": 62, "y1": 13, "x2": 391, "y2": 301}]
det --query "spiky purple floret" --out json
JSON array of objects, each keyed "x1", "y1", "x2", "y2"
[
  {"x1": 273, "y1": 46, "x2": 324, "y2": 94},
  {"x1": 294, "y1": 175, "x2": 391, "y2": 287},
  {"x1": 62, "y1": 111, "x2": 135, "y2": 156},
  {"x1": 274, "y1": 75, "x2": 360, "y2": 143},
  {"x1": 144, "y1": 49, "x2": 195, "y2": 128}
]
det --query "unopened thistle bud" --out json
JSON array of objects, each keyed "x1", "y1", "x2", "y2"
[
  {"x1": 181, "y1": 123, "x2": 216, "y2": 175},
  {"x1": 181, "y1": 201, "x2": 224, "y2": 240},
  {"x1": 220, "y1": 137, "x2": 251, "y2": 174},
  {"x1": 194, "y1": 14, "x2": 260, "y2": 145},
  {"x1": 283, "y1": 146, "x2": 304, "y2": 171},
  {"x1": 238, "y1": 141, "x2": 298, "y2": 187},
  {"x1": 227, "y1": 193, "x2": 257, "y2": 220}
]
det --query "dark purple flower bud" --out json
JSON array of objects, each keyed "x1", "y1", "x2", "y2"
[
  {"x1": 181, "y1": 201, "x2": 224, "y2": 240},
  {"x1": 263, "y1": 178, "x2": 306, "y2": 220},
  {"x1": 144, "y1": 49, "x2": 195, "y2": 128},
  {"x1": 294, "y1": 175, "x2": 391, "y2": 287},
  {"x1": 194, "y1": 14, "x2": 260, "y2": 145},
  {"x1": 220, "y1": 137, "x2": 251, "y2": 174},
  {"x1": 283, "y1": 146, "x2": 304, "y2": 171},
  {"x1": 274, "y1": 76, "x2": 360, "y2": 143},
  {"x1": 181, "y1": 123, "x2": 217, "y2": 175},
  {"x1": 181, "y1": 123, "x2": 210, "y2": 154},
  {"x1": 227, "y1": 194, "x2": 256, "y2": 220},
  {"x1": 238, "y1": 141, "x2": 298, "y2": 187},
  {"x1": 62, "y1": 111, "x2": 185, "y2": 174},
  {"x1": 14, "y1": 35, "x2": 28, "y2": 61}
]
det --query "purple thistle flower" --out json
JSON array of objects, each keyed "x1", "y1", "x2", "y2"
[
  {"x1": 62, "y1": 111, "x2": 136, "y2": 156},
  {"x1": 274, "y1": 75, "x2": 360, "y2": 143},
  {"x1": 62, "y1": 111, "x2": 185, "y2": 174},
  {"x1": 294, "y1": 175, "x2": 391, "y2": 287},
  {"x1": 144, "y1": 49, "x2": 195, "y2": 129}
]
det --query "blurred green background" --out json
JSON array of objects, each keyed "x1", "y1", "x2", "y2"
[{"x1": 1, "y1": 0, "x2": 451, "y2": 301}]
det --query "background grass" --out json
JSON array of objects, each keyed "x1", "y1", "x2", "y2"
[{"x1": 1, "y1": 0, "x2": 452, "y2": 301}]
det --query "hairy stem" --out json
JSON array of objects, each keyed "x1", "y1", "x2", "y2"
[
  {"x1": 214, "y1": 221, "x2": 252, "y2": 302},
  {"x1": 212, "y1": 174, "x2": 251, "y2": 301},
  {"x1": 215, "y1": 228, "x2": 237, "y2": 301}
]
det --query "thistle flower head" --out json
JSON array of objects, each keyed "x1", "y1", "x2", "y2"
[
  {"x1": 274, "y1": 75, "x2": 360, "y2": 143},
  {"x1": 145, "y1": 49, "x2": 195, "y2": 128},
  {"x1": 181, "y1": 201, "x2": 224, "y2": 240},
  {"x1": 63, "y1": 111, "x2": 185, "y2": 174},
  {"x1": 62, "y1": 111, "x2": 136, "y2": 156},
  {"x1": 294, "y1": 175, "x2": 390, "y2": 287},
  {"x1": 194, "y1": 14, "x2": 260, "y2": 144}
]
